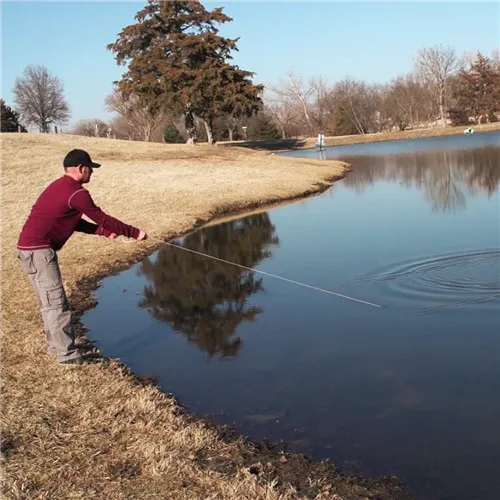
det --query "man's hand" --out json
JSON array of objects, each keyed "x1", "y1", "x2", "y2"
[
  {"x1": 137, "y1": 230, "x2": 148, "y2": 241},
  {"x1": 107, "y1": 232, "x2": 118, "y2": 239}
]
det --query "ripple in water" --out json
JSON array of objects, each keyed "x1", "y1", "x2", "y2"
[{"x1": 339, "y1": 250, "x2": 500, "y2": 313}]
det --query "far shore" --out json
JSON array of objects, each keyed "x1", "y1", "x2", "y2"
[
  {"x1": 221, "y1": 121, "x2": 500, "y2": 153},
  {"x1": 1, "y1": 132, "x2": 414, "y2": 499}
]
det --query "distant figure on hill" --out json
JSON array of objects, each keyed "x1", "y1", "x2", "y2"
[{"x1": 16, "y1": 149, "x2": 148, "y2": 365}]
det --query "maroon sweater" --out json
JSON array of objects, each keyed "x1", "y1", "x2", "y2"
[{"x1": 18, "y1": 175, "x2": 140, "y2": 251}]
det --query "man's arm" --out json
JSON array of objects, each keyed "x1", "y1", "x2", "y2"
[
  {"x1": 69, "y1": 189, "x2": 141, "y2": 239},
  {"x1": 75, "y1": 219, "x2": 116, "y2": 238},
  {"x1": 75, "y1": 219, "x2": 98, "y2": 234}
]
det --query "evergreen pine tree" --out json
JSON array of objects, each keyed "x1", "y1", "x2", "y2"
[
  {"x1": 163, "y1": 123, "x2": 185, "y2": 143},
  {"x1": 247, "y1": 112, "x2": 280, "y2": 140},
  {"x1": 450, "y1": 52, "x2": 500, "y2": 124},
  {"x1": 1, "y1": 100, "x2": 25, "y2": 132},
  {"x1": 107, "y1": 0, "x2": 263, "y2": 145}
]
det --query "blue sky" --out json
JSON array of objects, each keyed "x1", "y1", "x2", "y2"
[{"x1": 1, "y1": 1, "x2": 499, "y2": 128}]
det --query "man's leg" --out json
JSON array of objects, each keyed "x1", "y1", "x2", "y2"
[
  {"x1": 27, "y1": 273, "x2": 56, "y2": 356},
  {"x1": 18, "y1": 249, "x2": 82, "y2": 363},
  {"x1": 18, "y1": 250, "x2": 54, "y2": 355}
]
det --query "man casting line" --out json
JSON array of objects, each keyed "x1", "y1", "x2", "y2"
[{"x1": 17, "y1": 149, "x2": 147, "y2": 365}]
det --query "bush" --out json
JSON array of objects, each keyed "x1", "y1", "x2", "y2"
[{"x1": 163, "y1": 123, "x2": 185, "y2": 143}]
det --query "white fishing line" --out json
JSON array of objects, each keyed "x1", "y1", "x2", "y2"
[
  {"x1": 120, "y1": 235, "x2": 382, "y2": 307},
  {"x1": 154, "y1": 240, "x2": 383, "y2": 308}
]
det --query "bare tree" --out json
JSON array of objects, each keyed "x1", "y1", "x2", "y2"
[
  {"x1": 71, "y1": 119, "x2": 110, "y2": 138},
  {"x1": 224, "y1": 115, "x2": 239, "y2": 142},
  {"x1": 331, "y1": 78, "x2": 382, "y2": 134},
  {"x1": 414, "y1": 44, "x2": 458, "y2": 127},
  {"x1": 13, "y1": 65, "x2": 70, "y2": 133},
  {"x1": 263, "y1": 83, "x2": 303, "y2": 138},
  {"x1": 220, "y1": 114, "x2": 250, "y2": 142},
  {"x1": 110, "y1": 115, "x2": 138, "y2": 141},
  {"x1": 386, "y1": 73, "x2": 435, "y2": 130},
  {"x1": 309, "y1": 75, "x2": 334, "y2": 132},
  {"x1": 371, "y1": 83, "x2": 394, "y2": 132},
  {"x1": 331, "y1": 78, "x2": 365, "y2": 134},
  {"x1": 268, "y1": 72, "x2": 314, "y2": 134},
  {"x1": 104, "y1": 86, "x2": 166, "y2": 142},
  {"x1": 266, "y1": 101, "x2": 301, "y2": 139},
  {"x1": 387, "y1": 75, "x2": 416, "y2": 130}
]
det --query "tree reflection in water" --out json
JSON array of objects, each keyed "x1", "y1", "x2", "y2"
[
  {"x1": 341, "y1": 146, "x2": 499, "y2": 213},
  {"x1": 137, "y1": 213, "x2": 280, "y2": 359}
]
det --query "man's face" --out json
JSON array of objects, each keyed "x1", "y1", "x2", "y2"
[{"x1": 80, "y1": 165, "x2": 93, "y2": 184}]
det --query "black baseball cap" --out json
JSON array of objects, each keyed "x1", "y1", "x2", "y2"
[{"x1": 63, "y1": 149, "x2": 101, "y2": 168}]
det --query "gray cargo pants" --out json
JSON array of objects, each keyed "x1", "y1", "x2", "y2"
[{"x1": 17, "y1": 248, "x2": 81, "y2": 363}]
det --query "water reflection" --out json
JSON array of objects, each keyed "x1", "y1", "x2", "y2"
[
  {"x1": 137, "y1": 213, "x2": 280, "y2": 358},
  {"x1": 339, "y1": 146, "x2": 499, "y2": 212}
]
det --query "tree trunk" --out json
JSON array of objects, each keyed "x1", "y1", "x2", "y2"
[
  {"x1": 228, "y1": 126, "x2": 234, "y2": 142},
  {"x1": 342, "y1": 102, "x2": 365, "y2": 135},
  {"x1": 439, "y1": 86, "x2": 446, "y2": 127},
  {"x1": 300, "y1": 99, "x2": 312, "y2": 134},
  {"x1": 184, "y1": 109, "x2": 197, "y2": 145},
  {"x1": 203, "y1": 117, "x2": 216, "y2": 145},
  {"x1": 143, "y1": 124, "x2": 152, "y2": 142}
]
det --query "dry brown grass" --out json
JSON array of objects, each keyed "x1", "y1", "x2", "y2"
[{"x1": 0, "y1": 133, "x2": 412, "y2": 499}]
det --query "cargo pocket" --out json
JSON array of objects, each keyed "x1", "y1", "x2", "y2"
[
  {"x1": 46, "y1": 286, "x2": 66, "y2": 309},
  {"x1": 42, "y1": 248, "x2": 57, "y2": 264},
  {"x1": 17, "y1": 251, "x2": 36, "y2": 275}
]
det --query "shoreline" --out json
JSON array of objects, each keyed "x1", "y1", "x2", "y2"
[
  {"x1": 221, "y1": 121, "x2": 500, "y2": 153},
  {"x1": 0, "y1": 133, "x2": 416, "y2": 499},
  {"x1": 71, "y1": 168, "x2": 413, "y2": 499},
  {"x1": 70, "y1": 163, "x2": 415, "y2": 499}
]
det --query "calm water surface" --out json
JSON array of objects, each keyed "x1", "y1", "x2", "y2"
[{"x1": 84, "y1": 131, "x2": 500, "y2": 500}]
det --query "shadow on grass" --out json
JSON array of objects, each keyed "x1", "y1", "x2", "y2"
[{"x1": 220, "y1": 138, "x2": 308, "y2": 152}]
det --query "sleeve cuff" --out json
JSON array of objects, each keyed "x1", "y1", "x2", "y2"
[{"x1": 96, "y1": 226, "x2": 113, "y2": 237}]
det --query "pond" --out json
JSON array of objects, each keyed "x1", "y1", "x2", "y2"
[{"x1": 83, "y1": 131, "x2": 500, "y2": 500}]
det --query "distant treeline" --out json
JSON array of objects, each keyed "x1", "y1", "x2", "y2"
[{"x1": 2, "y1": 1, "x2": 499, "y2": 143}]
